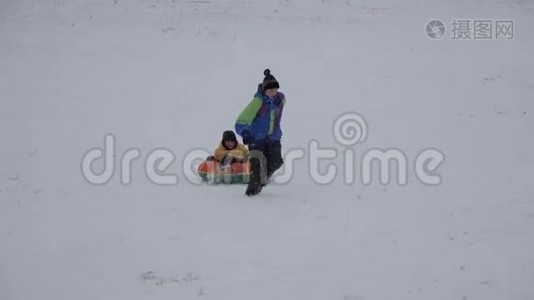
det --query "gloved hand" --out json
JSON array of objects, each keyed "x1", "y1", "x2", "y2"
[
  {"x1": 241, "y1": 130, "x2": 254, "y2": 145},
  {"x1": 206, "y1": 155, "x2": 215, "y2": 161}
]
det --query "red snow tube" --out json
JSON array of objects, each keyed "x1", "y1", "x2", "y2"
[{"x1": 197, "y1": 161, "x2": 250, "y2": 184}]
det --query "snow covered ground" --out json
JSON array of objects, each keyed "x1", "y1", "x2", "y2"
[{"x1": 1, "y1": 0, "x2": 533, "y2": 299}]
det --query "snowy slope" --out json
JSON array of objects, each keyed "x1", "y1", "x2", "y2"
[{"x1": 1, "y1": 0, "x2": 534, "y2": 299}]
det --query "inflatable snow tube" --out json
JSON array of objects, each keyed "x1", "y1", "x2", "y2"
[{"x1": 197, "y1": 161, "x2": 250, "y2": 184}]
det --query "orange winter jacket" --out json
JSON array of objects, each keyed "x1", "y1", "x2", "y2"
[{"x1": 213, "y1": 142, "x2": 249, "y2": 162}]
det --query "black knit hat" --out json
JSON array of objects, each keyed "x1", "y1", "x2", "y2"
[
  {"x1": 261, "y1": 69, "x2": 280, "y2": 91},
  {"x1": 222, "y1": 130, "x2": 237, "y2": 143}
]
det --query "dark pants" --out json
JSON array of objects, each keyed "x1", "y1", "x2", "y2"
[{"x1": 248, "y1": 140, "x2": 283, "y2": 184}]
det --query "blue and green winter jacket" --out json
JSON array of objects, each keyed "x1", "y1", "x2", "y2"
[{"x1": 235, "y1": 84, "x2": 285, "y2": 142}]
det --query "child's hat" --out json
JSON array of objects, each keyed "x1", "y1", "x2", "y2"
[{"x1": 222, "y1": 130, "x2": 237, "y2": 142}]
